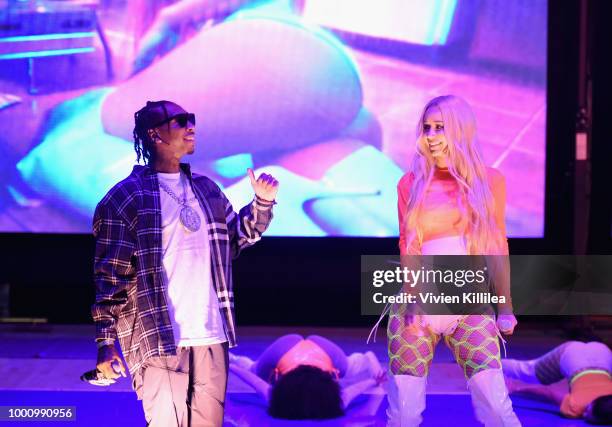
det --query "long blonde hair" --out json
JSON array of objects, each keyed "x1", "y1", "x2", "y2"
[{"x1": 403, "y1": 95, "x2": 504, "y2": 255}]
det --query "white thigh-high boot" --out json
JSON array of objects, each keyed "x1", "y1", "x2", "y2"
[
  {"x1": 468, "y1": 369, "x2": 522, "y2": 427},
  {"x1": 386, "y1": 372, "x2": 427, "y2": 427},
  {"x1": 501, "y1": 358, "x2": 539, "y2": 384}
]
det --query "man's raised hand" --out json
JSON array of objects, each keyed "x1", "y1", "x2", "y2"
[{"x1": 248, "y1": 168, "x2": 279, "y2": 202}]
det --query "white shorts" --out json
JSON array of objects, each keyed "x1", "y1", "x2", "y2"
[{"x1": 418, "y1": 236, "x2": 468, "y2": 335}]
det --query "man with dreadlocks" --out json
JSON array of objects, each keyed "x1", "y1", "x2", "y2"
[{"x1": 91, "y1": 100, "x2": 278, "y2": 426}]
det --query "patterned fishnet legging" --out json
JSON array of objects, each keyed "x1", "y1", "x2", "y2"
[{"x1": 387, "y1": 304, "x2": 501, "y2": 379}]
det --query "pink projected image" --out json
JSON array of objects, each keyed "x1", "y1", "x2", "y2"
[{"x1": 0, "y1": 0, "x2": 545, "y2": 237}]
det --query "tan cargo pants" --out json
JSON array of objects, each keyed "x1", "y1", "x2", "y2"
[{"x1": 141, "y1": 343, "x2": 229, "y2": 427}]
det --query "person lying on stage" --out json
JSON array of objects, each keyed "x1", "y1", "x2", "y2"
[
  {"x1": 228, "y1": 334, "x2": 386, "y2": 419},
  {"x1": 503, "y1": 340, "x2": 612, "y2": 424}
]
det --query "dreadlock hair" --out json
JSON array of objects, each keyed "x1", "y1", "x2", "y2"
[{"x1": 133, "y1": 100, "x2": 172, "y2": 165}]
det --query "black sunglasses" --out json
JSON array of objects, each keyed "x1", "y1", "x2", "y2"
[{"x1": 154, "y1": 113, "x2": 196, "y2": 128}]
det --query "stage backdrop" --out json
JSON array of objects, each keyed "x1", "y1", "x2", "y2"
[{"x1": 0, "y1": 0, "x2": 546, "y2": 237}]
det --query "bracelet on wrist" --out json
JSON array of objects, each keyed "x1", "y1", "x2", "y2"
[{"x1": 255, "y1": 195, "x2": 277, "y2": 205}]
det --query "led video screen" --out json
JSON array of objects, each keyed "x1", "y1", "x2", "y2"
[{"x1": 0, "y1": 0, "x2": 546, "y2": 237}]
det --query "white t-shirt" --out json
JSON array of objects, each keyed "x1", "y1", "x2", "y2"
[{"x1": 158, "y1": 171, "x2": 227, "y2": 347}]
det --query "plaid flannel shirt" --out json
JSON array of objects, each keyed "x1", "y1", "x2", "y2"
[{"x1": 91, "y1": 164, "x2": 273, "y2": 382}]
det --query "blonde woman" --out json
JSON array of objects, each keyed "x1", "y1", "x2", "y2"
[{"x1": 387, "y1": 95, "x2": 521, "y2": 426}]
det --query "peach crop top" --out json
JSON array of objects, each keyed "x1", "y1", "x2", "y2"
[
  {"x1": 560, "y1": 371, "x2": 612, "y2": 418},
  {"x1": 275, "y1": 339, "x2": 337, "y2": 377},
  {"x1": 397, "y1": 167, "x2": 507, "y2": 255}
]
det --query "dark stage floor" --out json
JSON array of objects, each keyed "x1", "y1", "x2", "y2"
[{"x1": 0, "y1": 324, "x2": 608, "y2": 426}]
